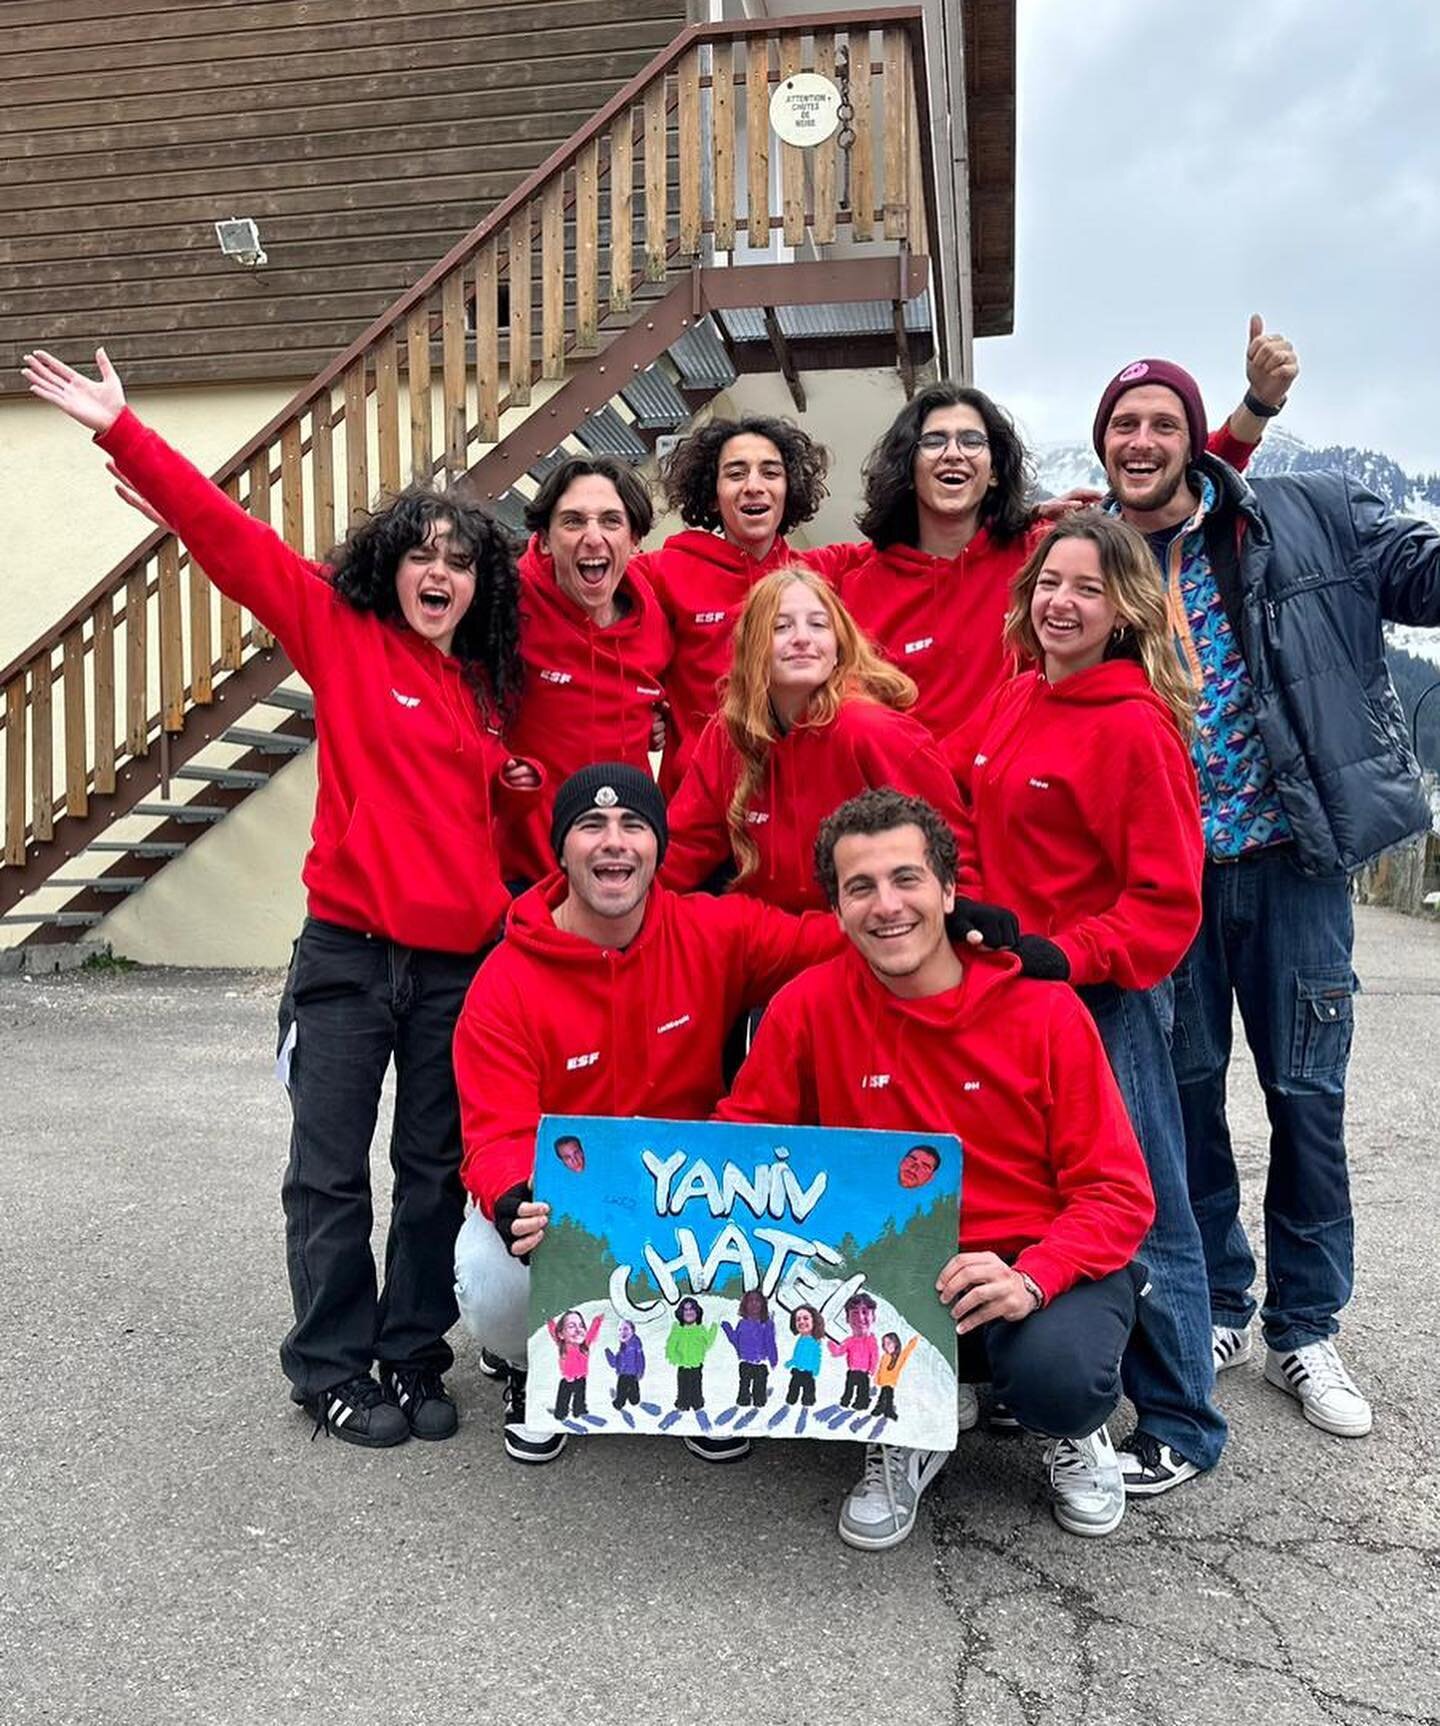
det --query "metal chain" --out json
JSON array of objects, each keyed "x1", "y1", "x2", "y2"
[{"x1": 835, "y1": 42, "x2": 855, "y2": 211}]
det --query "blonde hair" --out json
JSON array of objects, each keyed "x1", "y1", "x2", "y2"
[
  {"x1": 721, "y1": 566, "x2": 916, "y2": 877},
  {"x1": 1004, "y1": 513, "x2": 1195, "y2": 735}
]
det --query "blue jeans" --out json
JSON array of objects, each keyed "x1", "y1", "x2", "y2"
[
  {"x1": 1170, "y1": 847, "x2": 1356, "y2": 1352},
  {"x1": 1079, "y1": 981, "x2": 1226, "y2": 1471}
]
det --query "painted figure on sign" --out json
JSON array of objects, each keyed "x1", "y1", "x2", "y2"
[
  {"x1": 605, "y1": 1318, "x2": 646, "y2": 1410},
  {"x1": 872, "y1": 1332, "x2": 920, "y2": 1422},
  {"x1": 548, "y1": 1309, "x2": 602, "y2": 1421},
  {"x1": 785, "y1": 1304, "x2": 826, "y2": 1406},
  {"x1": 722, "y1": 1289, "x2": 779, "y2": 1407},
  {"x1": 829, "y1": 1291, "x2": 880, "y2": 1410},
  {"x1": 666, "y1": 1296, "x2": 718, "y2": 1411}
]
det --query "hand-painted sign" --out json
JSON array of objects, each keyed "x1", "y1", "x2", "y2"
[{"x1": 527, "y1": 1115, "x2": 961, "y2": 1449}]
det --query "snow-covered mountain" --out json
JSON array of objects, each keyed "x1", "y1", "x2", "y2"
[{"x1": 1032, "y1": 426, "x2": 1440, "y2": 673}]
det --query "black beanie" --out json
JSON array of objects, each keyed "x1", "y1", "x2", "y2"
[{"x1": 550, "y1": 762, "x2": 668, "y2": 865}]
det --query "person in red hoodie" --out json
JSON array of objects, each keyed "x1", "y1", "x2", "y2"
[
  {"x1": 641, "y1": 416, "x2": 862, "y2": 795},
  {"x1": 718, "y1": 788, "x2": 1156, "y2": 1552},
  {"x1": 452, "y1": 762, "x2": 848, "y2": 1469},
  {"x1": 499, "y1": 455, "x2": 673, "y2": 885},
  {"x1": 837, "y1": 325, "x2": 1294, "y2": 739},
  {"x1": 25, "y1": 347, "x2": 539, "y2": 1450},
  {"x1": 661, "y1": 568, "x2": 964, "y2": 912},
  {"x1": 947, "y1": 511, "x2": 1221, "y2": 1500}
]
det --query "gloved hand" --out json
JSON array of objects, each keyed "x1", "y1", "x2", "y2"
[
  {"x1": 1015, "y1": 934, "x2": 1071, "y2": 981},
  {"x1": 946, "y1": 896, "x2": 1020, "y2": 950},
  {"x1": 493, "y1": 1181, "x2": 535, "y2": 1258}
]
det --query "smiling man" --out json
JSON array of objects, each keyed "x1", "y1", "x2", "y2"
[
  {"x1": 718, "y1": 789, "x2": 1155, "y2": 1552},
  {"x1": 498, "y1": 456, "x2": 673, "y2": 886},
  {"x1": 1096, "y1": 352, "x2": 1440, "y2": 1443},
  {"x1": 452, "y1": 763, "x2": 848, "y2": 1468}
]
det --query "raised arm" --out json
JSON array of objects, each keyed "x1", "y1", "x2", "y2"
[
  {"x1": 23, "y1": 350, "x2": 334, "y2": 678},
  {"x1": 1211, "y1": 313, "x2": 1298, "y2": 464}
]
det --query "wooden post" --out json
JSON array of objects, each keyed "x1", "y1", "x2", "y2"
[
  {"x1": 249, "y1": 452, "x2": 276, "y2": 647},
  {"x1": 476, "y1": 235, "x2": 501, "y2": 440},
  {"x1": 405, "y1": 306, "x2": 433, "y2": 484},
  {"x1": 849, "y1": 27, "x2": 874, "y2": 241},
  {"x1": 509, "y1": 206, "x2": 533, "y2": 405},
  {"x1": 188, "y1": 553, "x2": 213, "y2": 707},
  {"x1": 343, "y1": 361, "x2": 368, "y2": 527},
  {"x1": 219, "y1": 476, "x2": 245, "y2": 670},
  {"x1": 813, "y1": 31, "x2": 837, "y2": 244},
  {"x1": 310, "y1": 399, "x2": 335, "y2": 562},
  {"x1": 158, "y1": 538, "x2": 184, "y2": 732},
  {"x1": 778, "y1": 34, "x2": 805, "y2": 247},
  {"x1": 375, "y1": 337, "x2": 402, "y2": 496},
  {"x1": 678, "y1": 48, "x2": 701, "y2": 257},
  {"x1": 93, "y1": 599, "x2": 116, "y2": 795},
  {"x1": 442, "y1": 270, "x2": 468, "y2": 478},
  {"x1": 4, "y1": 677, "x2": 25, "y2": 866},
  {"x1": 644, "y1": 76, "x2": 668, "y2": 281},
  {"x1": 575, "y1": 140, "x2": 600, "y2": 352},
  {"x1": 712, "y1": 42, "x2": 735, "y2": 252},
  {"x1": 609, "y1": 109, "x2": 634, "y2": 313},
  {"x1": 746, "y1": 36, "x2": 771, "y2": 249},
  {"x1": 125, "y1": 568, "x2": 148, "y2": 757},
  {"x1": 31, "y1": 652, "x2": 53, "y2": 841},
  {"x1": 882, "y1": 28, "x2": 909, "y2": 241},
  {"x1": 62, "y1": 626, "x2": 87, "y2": 816},
  {"x1": 541, "y1": 177, "x2": 567, "y2": 379}
]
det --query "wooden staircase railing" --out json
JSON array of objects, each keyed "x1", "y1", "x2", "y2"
[{"x1": 1, "y1": 5, "x2": 940, "y2": 929}]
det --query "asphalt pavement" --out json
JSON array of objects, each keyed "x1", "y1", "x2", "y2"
[{"x1": 2, "y1": 905, "x2": 1437, "y2": 1726}]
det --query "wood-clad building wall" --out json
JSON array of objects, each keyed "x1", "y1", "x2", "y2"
[{"x1": 0, "y1": 0, "x2": 687, "y2": 390}]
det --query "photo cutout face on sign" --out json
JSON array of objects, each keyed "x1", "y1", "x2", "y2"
[{"x1": 527, "y1": 1115, "x2": 962, "y2": 1450}]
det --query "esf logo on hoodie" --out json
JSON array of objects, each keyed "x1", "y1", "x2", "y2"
[
  {"x1": 693, "y1": 610, "x2": 726, "y2": 626},
  {"x1": 904, "y1": 637, "x2": 934, "y2": 655},
  {"x1": 540, "y1": 670, "x2": 573, "y2": 686}
]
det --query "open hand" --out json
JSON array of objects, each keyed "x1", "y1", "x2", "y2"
[
  {"x1": 22, "y1": 347, "x2": 126, "y2": 434},
  {"x1": 1245, "y1": 314, "x2": 1298, "y2": 408},
  {"x1": 1036, "y1": 487, "x2": 1103, "y2": 521},
  {"x1": 104, "y1": 460, "x2": 169, "y2": 531}
]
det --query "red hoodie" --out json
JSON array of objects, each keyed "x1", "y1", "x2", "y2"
[
  {"x1": 661, "y1": 696, "x2": 965, "y2": 913},
  {"x1": 98, "y1": 409, "x2": 538, "y2": 953},
  {"x1": 835, "y1": 424, "x2": 1257, "y2": 741},
  {"x1": 946, "y1": 663, "x2": 1203, "y2": 990},
  {"x1": 718, "y1": 944, "x2": 1155, "y2": 1300},
  {"x1": 498, "y1": 536, "x2": 674, "y2": 883},
  {"x1": 454, "y1": 874, "x2": 845, "y2": 1213},
  {"x1": 637, "y1": 532, "x2": 869, "y2": 796}
]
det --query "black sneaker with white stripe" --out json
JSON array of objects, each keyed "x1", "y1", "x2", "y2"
[
  {"x1": 477, "y1": 1349, "x2": 507, "y2": 1381},
  {"x1": 303, "y1": 1373, "x2": 409, "y2": 1448},
  {"x1": 503, "y1": 1366, "x2": 567, "y2": 1464},
  {"x1": 384, "y1": 1364, "x2": 458, "y2": 1441},
  {"x1": 1115, "y1": 1429, "x2": 1203, "y2": 1497}
]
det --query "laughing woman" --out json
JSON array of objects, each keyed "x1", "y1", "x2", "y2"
[
  {"x1": 661, "y1": 567, "x2": 964, "y2": 913},
  {"x1": 945, "y1": 511, "x2": 1224, "y2": 1499},
  {"x1": 24, "y1": 348, "x2": 537, "y2": 1450}
]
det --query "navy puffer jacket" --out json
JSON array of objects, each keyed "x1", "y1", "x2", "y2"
[{"x1": 1195, "y1": 453, "x2": 1440, "y2": 874}]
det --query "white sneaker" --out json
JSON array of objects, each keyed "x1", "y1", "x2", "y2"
[
  {"x1": 837, "y1": 1444, "x2": 947, "y2": 1551},
  {"x1": 1264, "y1": 1340, "x2": 1373, "y2": 1437},
  {"x1": 957, "y1": 1382, "x2": 980, "y2": 1433},
  {"x1": 1046, "y1": 1425, "x2": 1126, "y2": 1537},
  {"x1": 1213, "y1": 1324, "x2": 1253, "y2": 1373}
]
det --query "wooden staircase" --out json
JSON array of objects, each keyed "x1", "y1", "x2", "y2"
[{"x1": 1, "y1": 6, "x2": 945, "y2": 949}]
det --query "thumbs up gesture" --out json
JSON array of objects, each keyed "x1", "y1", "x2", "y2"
[{"x1": 1245, "y1": 314, "x2": 1298, "y2": 409}]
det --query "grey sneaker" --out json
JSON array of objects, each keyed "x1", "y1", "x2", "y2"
[
  {"x1": 837, "y1": 1444, "x2": 947, "y2": 1551},
  {"x1": 1046, "y1": 1425, "x2": 1125, "y2": 1536},
  {"x1": 1264, "y1": 1340, "x2": 1372, "y2": 1437},
  {"x1": 1213, "y1": 1324, "x2": 1253, "y2": 1373}
]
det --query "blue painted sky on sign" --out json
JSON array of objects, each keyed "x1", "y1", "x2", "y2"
[{"x1": 534, "y1": 1114, "x2": 961, "y2": 1274}]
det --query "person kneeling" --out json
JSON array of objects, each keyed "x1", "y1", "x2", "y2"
[{"x1": 718, "y1": 788, "x2": 1156, "y2": 1549}]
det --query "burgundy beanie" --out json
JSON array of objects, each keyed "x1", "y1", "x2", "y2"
[{"x1": 1092, "y1": 359, "x2": 1207, "y2": 460}]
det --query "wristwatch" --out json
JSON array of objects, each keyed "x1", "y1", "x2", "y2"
[{"x1": 1243, "y1": 388, "x2": 1284, "y2": 419}]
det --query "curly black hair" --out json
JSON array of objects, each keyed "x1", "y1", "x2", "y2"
[
  {"x1": 329, "y1": 488, "x2": 524, "y2": 728},
  {"x1": 855, "y1": 383, "x2": 1035, "y2": 551},
  {"x1": 813, "y1": 787, "x2": 958, "y2": 908},
  {"x1": 524, "y1": 453, "x2": 654, "y2": 539},
  {"x1": 659, "y1": 415, "x2": 830, "y2": 535}
]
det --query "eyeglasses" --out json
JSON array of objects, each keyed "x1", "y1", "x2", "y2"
[{"x1": 915, "y1": 429, "x2": 990, "y2": 455}]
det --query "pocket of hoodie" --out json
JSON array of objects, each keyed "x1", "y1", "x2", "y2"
[{"x1": 331, "y1": 798, "x2": 496, "y2": 952}]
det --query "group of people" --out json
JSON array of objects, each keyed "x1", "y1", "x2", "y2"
[{"x1": 24, "y1": 310, "x2": 1440, "y2": 1552}]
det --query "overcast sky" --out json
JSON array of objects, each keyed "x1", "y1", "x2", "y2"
[{"x1": 972, "y1": 0, "x2": 1440, "y2": 473}]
